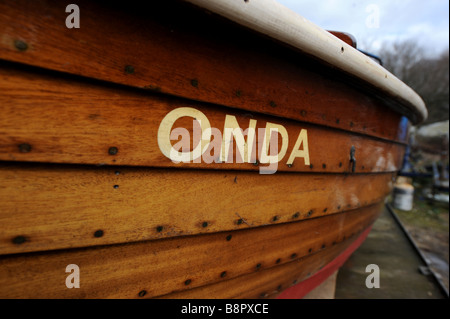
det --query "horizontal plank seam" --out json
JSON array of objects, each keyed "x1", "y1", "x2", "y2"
[
  {"x1": 0, "y1": 59, "x2": 409, "y2": 146},
  {"x1": 151, "y1": 222, "x2": 375, "y2": 299},
  {"x1": 0, "y1": 201, "x2": 384, "y2": 259}
]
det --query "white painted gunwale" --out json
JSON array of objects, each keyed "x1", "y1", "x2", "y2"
[{"x1": 185, "y1": 0, "x2": 427, "y2": 124}]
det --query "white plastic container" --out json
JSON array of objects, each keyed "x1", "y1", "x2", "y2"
[{"x1": 392, "y1": 183, "x2": 414, "y2": 211}]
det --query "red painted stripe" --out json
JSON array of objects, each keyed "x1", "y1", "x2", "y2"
[{"x1": 277, "y1": 225, "x2": 373, "y2": 299}]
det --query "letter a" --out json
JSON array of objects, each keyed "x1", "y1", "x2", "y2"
[
  {"x1": 66, "y1": 4, "x2": 80, "y2": 29},
  {"x1": 66, "y1": 264, "x2": 80, "y2": 288},
  {"x1": 365, "y1": 264, "x2": 380, "y2": 288},
  {"x1": 287, "y1": 129, "x2": 310, "y2": 166},
  {"x1": 365, "y1": 4, "x2": 380, "y2": 29}
]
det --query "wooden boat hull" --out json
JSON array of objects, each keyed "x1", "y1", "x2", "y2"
[{"x1": 0, "y1": 0, "x2": 426, "y2": 298}]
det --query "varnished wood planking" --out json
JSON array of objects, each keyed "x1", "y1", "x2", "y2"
[
  {"x1": 157, "y1": 235, "x2": 355, "y2": 299},
  {"x1": 0, "y1": 0, "x2": 420, "y2": 301},
  {"x1": 0, "y1": 0, "x2": 409, "y2": 143},
  {"x1": 0, "y1": 64, "x2": 406, "y2": 173},
  {"x1": 185, "y1": 0, "x2": 426, "y2": 124},
  {"x1": 0, "y1": 163, "x2": 394, "y2": 255},
  {"x1": 0, "y1": 204, "x2": 381, "y2": 299}
]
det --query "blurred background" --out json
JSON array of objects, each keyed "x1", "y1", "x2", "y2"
[{"x1": 278, "y1": 0, "x2": 449, "y2": 298}]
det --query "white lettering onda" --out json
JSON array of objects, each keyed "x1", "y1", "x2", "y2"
[{"x1": 158, "y1": 107, "x2": 310, "y2": 173}]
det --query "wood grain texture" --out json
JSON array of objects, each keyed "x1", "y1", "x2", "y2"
[
  {"x1": 157, "y1": 234, "x2": 355, "y2": 299},
  {"x1": 0, "y1": 163, "x2": 394, "y2": 255},
  {"x1": 0, "y1": 0, "x2": 412, "y2": 142},
  {"x1": 0, "y1": 0, "x2": 416, "y2": 300},
  {"x1": 0, "y1": 203, "x2": 381, "y2": 299},
  {"x1": 0, "y1": 64, "x2": 406, "y2": 173}
]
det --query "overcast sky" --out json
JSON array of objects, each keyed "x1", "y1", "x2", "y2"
[{"x1": 277, "y1": 0, "x2": 449, "y2": 57}]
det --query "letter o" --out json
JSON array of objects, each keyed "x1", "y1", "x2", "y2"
[{"x1": 158, "y1": 107, "x2": 211, "y2": 162}]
